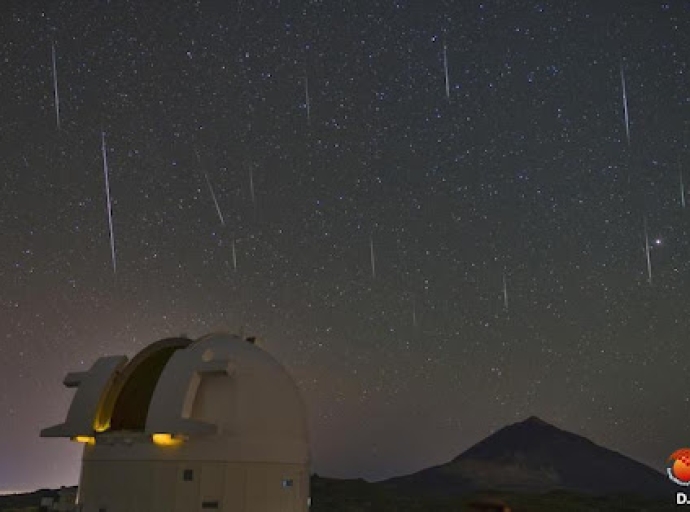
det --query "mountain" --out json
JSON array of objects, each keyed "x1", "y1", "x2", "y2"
[{"x1": 383, "y1": 416, "x2": 676, "y2": 499}]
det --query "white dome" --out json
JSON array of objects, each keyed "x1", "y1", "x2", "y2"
[
  {"x1": 45, "y1": 333, "x2": 309, "y2": 465},
  {"x1": 43, "y1": 332, "x2": 311, "y2": 512}
]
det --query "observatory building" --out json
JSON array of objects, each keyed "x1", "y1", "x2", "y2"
[{"x1": 41, "y1": 333, "x2": 310, "y2": 512}]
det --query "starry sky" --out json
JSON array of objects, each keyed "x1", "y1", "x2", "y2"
[{"x1": 1, "y1": 0, "x2": 690, "y2": 493}]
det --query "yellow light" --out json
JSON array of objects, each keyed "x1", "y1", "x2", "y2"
[
  {"x1": 152, "y1": 433, "x2": 184, "y2": 446},
  {"x1": 93, "y1": 420, "x2": 110, "y2": 433},
  {"x1": 73, "y1": 436, "x2": 95, "y2": 445}
]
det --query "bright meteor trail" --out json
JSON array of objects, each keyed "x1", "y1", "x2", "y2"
[
  {"x1": 443, "y1": 38, "x2": 450, "y2": 100},
  {"x1": 204, "y1": 171, "x2": 224, "y2": 226},
  {"x1": 101, "y1": 132, "x2": 116, "y2": 276},
  {"x1": 51, "y1": 43, "x2": 60, "y2": 129},
  {"x1": 195, "y1": 150, "x2": 225, "y2": 225},
  {"x1": 643, "y1": 216, "x2": 652, "y2": 285},
  {"x1": 620, "y1": 62, "x2": 630, "y2": 146}
]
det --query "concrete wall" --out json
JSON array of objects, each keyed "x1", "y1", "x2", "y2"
[{"x1": 77, "y1": 460, "x2": 308, "y2": 512}]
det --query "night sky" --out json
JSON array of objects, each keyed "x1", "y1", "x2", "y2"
[{"x1": 1, "y1": 0, "x2": 690, "y2": 493}]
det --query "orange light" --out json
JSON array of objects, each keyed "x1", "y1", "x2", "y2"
[
  {"x1": 73, "y1": 436, "x2": 95, "y2": 445},
  {"x1": 152, "y1": 433, "x2": 184, "y2": 446}
]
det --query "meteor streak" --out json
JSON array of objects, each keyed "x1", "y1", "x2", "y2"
[
  {"x1": 304, "y1": 74, "x2": 311, "y2": 125},
  {"x1": 203, "y1": 171, "x2": 224, "y2": 226},
  {"x1": 643, "y1": 217, "x2": 652, "y2": 285},
  {"x1": 51, "y1": 43, "x2": 60, "y2": 129},
  {"x1": 443, "y1": 38, "x2": 450, "y2": 100},
  {"x1": 195, "y1": 150, "x2": 224, "y2": 225},
  {"x1": 249, "y1": 168, "x2": 255, "y2": 205},
  {"x1": 370, "y1": 236, "x2": 376, "y2": 279},
  {"x1": 680, "y1": 158, "x2": 686, "y2": 209},
  {"x1": 101, "y1": 132, "x2": 116, "y2": 276},
  {"x1": 502, "y1": 272, "x2": 509, "y2": 310},
  {"x1": 620, "y1": 62, "x2": 630, "y2": 146}
]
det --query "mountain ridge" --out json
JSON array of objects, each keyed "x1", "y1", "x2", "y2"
[{"x1": 383, "y1": 416, "x2": 675, "y2": 499}]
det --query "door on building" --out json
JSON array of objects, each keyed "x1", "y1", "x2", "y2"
[{"x1": 199, "y1": 463, "x2": 225, "y2": 511}]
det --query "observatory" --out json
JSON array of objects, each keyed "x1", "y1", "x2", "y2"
[{"x1": 41, "y1": 333, "x2": 310, "y2": 512}]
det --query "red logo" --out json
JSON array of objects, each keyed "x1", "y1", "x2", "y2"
[{"x1": 668, "y1": 449, "x2": 690, "y2": 485}]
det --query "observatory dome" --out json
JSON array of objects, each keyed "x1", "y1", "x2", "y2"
[{"x1": 42, "y1": 332, "x2": 310, "y2": 512}]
